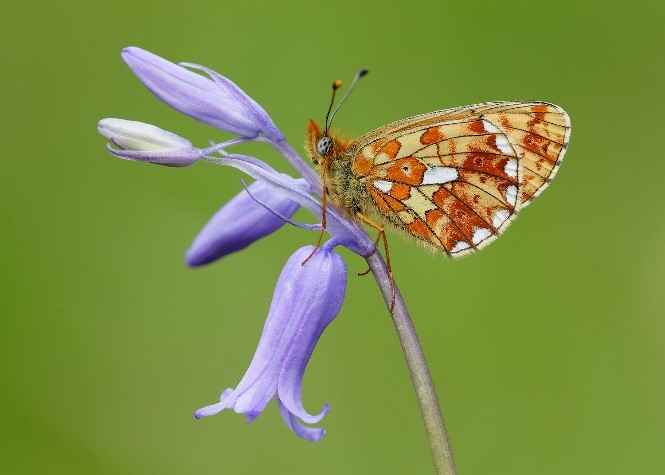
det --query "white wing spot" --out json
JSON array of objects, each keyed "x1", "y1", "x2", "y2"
[
  {"x1": 450, "y1": 241, "x2": 471, "y2": 253},
  {"x1": 495, "y1": 134, "x2": 513, "y2": 155},
  {"x1": 373, "y1": 180, "x2": 393, "y2": 193},
  {"x1": 472, "y1": 227, "x2": 492, "y2": 245},
  {"x1": 504, "y1": 158, "x2": 518, "y2": 178},
  {"x1": 505, "y1": 185, "x2": 517, "y2": 206},
  {"x1": 492, "y1": 209, "x2": 510, "y2": 228},
  {"x1": 482, "y1": 119, "x2": 501, "y2": 133},
  {"x1": 422, "y1": 166, "x2": 458, "y2": 185}
]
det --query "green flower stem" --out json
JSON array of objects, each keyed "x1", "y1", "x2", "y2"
[{"x1": 366, "y1": 249, "x2": 457, "y2": 475}]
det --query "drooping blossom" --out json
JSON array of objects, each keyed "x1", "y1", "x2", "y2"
[{"x1": 195, "y1": 245, "x2": 346, "y2": 442}]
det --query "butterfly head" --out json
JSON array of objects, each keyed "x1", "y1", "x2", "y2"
[{"x1": 305, "y1": 119, "x2": 333, "y2": 166}]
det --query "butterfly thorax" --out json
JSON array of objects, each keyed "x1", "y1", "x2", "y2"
[{"x1": 305, "y1": 120, "x2": 369, "y2": 216}]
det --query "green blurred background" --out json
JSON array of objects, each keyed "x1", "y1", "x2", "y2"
[{"x1": 2, "y1": 1, "x2": 664, "y2": 473}]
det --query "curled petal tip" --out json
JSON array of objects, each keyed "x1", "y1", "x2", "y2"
[
  {"x1": 308, "y1": 429, "x2": 326, "y2": 443},
  {"x1": 245, "y1": 411, "x2": 261, "y2": 424}
]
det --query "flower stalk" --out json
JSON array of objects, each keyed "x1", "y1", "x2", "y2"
[{"x1": 365, "y1": 250, "x2": 456, "y2": 474}]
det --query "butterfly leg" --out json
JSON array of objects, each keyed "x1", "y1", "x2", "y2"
[
  {"x1": 302, "y1": 162, "x2": 330, "y2": 266},
  {"x1": 356, "y1": 212, "x2": 396, "y2": 312}
]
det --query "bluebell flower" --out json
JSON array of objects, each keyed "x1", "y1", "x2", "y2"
[
  {"x1": 99, "y1": 47, "x2": 375, "y2": 441},
  {"x1": 195, "y1": 245, "x2": 346, "y2": 442}
]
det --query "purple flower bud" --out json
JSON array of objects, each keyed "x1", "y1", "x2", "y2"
[
  {"x1": 194, "y1": 246, "x2": 347, "y2": 442},
  {"x1": 121, "y1": 47, "x2": 283, "y2": 141},
  {"x1": 98, "y1": 118, "x2": 202, "y2": 167},
  {"x1": 186, "y1": 179, "x2": 303, "y2": 265}
]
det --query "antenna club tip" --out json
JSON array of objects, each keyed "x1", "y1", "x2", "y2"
[
  {"x1": 358, "y1": 68, "x2": 369, "y2": 77},
  {"x1": 332, "y1": 79, "x2": 343, "y2": 89}
]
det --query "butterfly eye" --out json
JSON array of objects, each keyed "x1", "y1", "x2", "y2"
[{"x1": 317, "y1": 136, "x2": 334, "y2": 156}]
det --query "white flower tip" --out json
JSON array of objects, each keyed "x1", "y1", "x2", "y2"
[{"x1": 98, "y1": 118, "x2": 192, "y2": 152}]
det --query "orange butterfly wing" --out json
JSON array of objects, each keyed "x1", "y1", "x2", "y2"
[{"x1": 347, "y1": 101, "x2": 570, "y2": 256}]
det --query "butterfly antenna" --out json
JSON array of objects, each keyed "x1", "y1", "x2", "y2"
[
  {"x1": 323, "y1": 80, "x2": 343, "y2": 136},
  {"x1": 324, "y1": 68, "x2": 368, "y2": 135}
]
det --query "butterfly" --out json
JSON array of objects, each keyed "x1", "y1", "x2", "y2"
[{"x1": 305, "y1": 78, "x2": 570, "y2": 258}]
